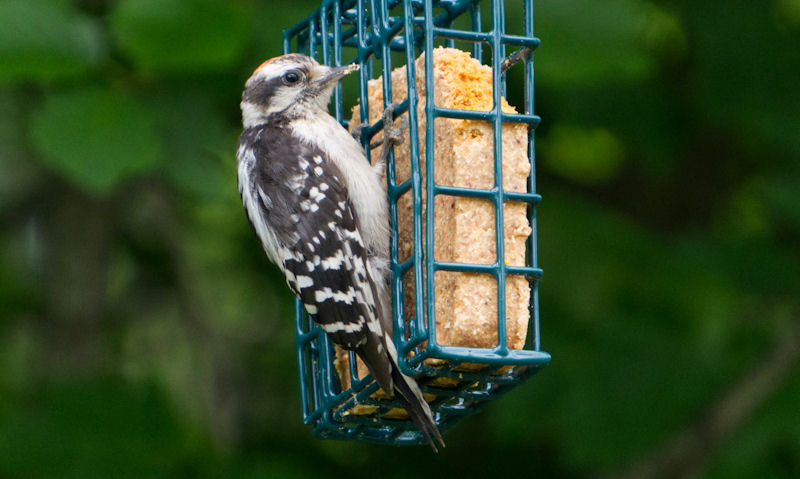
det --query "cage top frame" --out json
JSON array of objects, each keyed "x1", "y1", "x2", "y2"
[{"x1": 283, "y1": 0, "x2": 550, "y2": 446}]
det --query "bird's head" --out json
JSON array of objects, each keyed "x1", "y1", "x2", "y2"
[{"x1": 240, "y1": 54, "x2": 359, "y2": 127}]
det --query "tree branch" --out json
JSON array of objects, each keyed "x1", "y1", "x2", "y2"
[{"x1": 606, "y1": 314, "x2": 800, "y2": 479}]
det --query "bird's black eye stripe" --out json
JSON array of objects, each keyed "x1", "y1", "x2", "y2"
[{"x1": 282, "y1": 70, "x2": 302, "y2": 85}]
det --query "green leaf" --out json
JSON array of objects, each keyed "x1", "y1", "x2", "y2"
[
  {"x1": 0, "y1": 0, "x2": 102, "y2": 84},
  {"x1": 0, "y1": 378, "x2": 205, "y2": 478},
  {"x1": 540, "y1": 124, "x2": 625, "y2": 184},
  {"x1": 30, "y1": 87, "x2": 164, "y2": 194},
  {"x1": 689, "y1": 0, "x2": 800, "y2": 155},
  {"x1": 761, "y1": 176, "x2": 800, "y2": 232},
  {"x1": 111, "y1": 0, "x2": 250, "y2": 73},
  {"x1": 774, "y1": 0, "x2": 800, "y2": 29},
  {"x1": 536, "y1": 0, "x2": 656, "y2": 86},
  {"x1": 154, "y1": 90, "x2": 232, "y2": 199},
  {"x1": 0, "y1": 91, "x2": 42, "y2": 207}
]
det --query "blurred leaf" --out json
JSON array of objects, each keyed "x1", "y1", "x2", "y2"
[
  {"x1": 0, "y1": 90, "x2": 42, "y2": 207},
  {"x1": 111, "y1": 0, "x2": 250, "y2": 73},
  {"x1": 121, "y1": 302, "x2": 208, "y2": 423},
  {"x1": 30, "y1": 87, "x2": 163, "y2": 194},
  {"x1": 721, "y1": 178, "x2": 772, "y2": 238},
  {"x1": 760, "y1": 175, "x2": 800, "y2": 232},
  {"x1": 0, "y1": 220, "x2": 42, "y2": 319},
  {"x1": 154, "y1": 90, "x2": 232, "y2": 199},
  {"x1": 532, "y1": 187, "x2": 790, "y2": 468},
  {"x1": 206, "y1": 455, "x2": 322, "y2": 479},
  {"x1": 536, "y1": 0, "x2": 656, "y2": 86},
  {"x1": 247, "y1": 0, "x2": 319, "y2": 62},
  {"x1": 538, "y1": 80, "x2": 680, "y2": 177},
  {"x1": 184, "y1": 200, "x2": 294, "y2": 341},
  {"x1": 711, "y1": 236, "x2": 800, "y2": 300},
  {"x1": 0, "y1": 0, "x2": 102, "y2": 84},
  {"x1": 687, "y1": 0, "x2": 800, "y2": 156},
  {"x1": 638, "y1": 3, "x2": 688, "y2": 63},
  {"x1": 0, "y1": 378, "x2": 206, "y2": 478},
  {"x1": 540, "y1": 124, "x2": 624, "y2": 184},
  {"x1": 774, "y1": 0, "x2": 800, "y2": 29},
  {"x1": 0, "y1": 325, "x2": 36, "y2": 393}
]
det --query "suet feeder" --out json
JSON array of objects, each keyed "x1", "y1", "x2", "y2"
[{"x1": 284, "y1": 0, "x2": 549, "y2": 446}]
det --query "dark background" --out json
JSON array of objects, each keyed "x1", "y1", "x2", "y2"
[{"x1": 1, "y1": 0, "x2": 799, "y2": 477}]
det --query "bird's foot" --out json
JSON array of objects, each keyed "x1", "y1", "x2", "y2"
[
  {"x1": 353, "y1": 103, "x2": 407, "y2": 164},
  {"x1": 376, "y1": 103, "x2": 407, "y2": 162},
  {"x1": 351, "y1": 121, "x2": 369, "y2": 144}
]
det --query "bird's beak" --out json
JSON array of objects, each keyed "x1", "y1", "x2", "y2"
[{"x1": 314, "y1": 63, "x2": 359, "y2": 89}]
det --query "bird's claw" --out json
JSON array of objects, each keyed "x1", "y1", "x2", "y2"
[
  {"x1": 377, "y1": 103, "x2": 406, "y2": 162},
  {"x1": 353, "y1": 103, "x2": 407, "y2": 163},
  {"x1": 351, "y1": 122, "x2": 369, "y2": 144}
]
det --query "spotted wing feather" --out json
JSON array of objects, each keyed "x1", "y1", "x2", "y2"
[{"x1": 239, "y1": 124, "x2": 377, "y2": 349}]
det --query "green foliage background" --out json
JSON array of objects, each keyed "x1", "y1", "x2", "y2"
[{"x1": 1, "y1": 0, "x2": 799, "y2": 477}]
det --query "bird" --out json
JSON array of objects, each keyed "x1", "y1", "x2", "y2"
[{"x1": 236, "y1": 53, "x2": 444, "y2": 451}]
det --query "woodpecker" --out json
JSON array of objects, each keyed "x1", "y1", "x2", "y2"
[{"x1": 236, "y1": 54, "x2": 444, "y2": 450}]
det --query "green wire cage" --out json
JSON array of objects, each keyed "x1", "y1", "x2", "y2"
[{"x1": 283, "y1": 0, "x2": 549, "y2": 446}]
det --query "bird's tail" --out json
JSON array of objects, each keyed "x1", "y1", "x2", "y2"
[
  {"x1": 357, "y1": 331, "x2": 445, "y2": 451},
  {"x1": 381, "y1": 334, "x2": 444, "y2": 452},
  {"x1": 389, "y1": 355, "x2": 445, "y2": 452}
]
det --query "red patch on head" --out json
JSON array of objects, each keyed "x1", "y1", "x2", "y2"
[{"x1": 254, "y1": 54, "x2": 293, "y2": 73}]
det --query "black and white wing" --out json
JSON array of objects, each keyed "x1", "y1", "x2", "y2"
[
  {"x1": 238, "y1": 124, "x2": 384, "y2": 350},
  {"x1": 280, "y1": 159, "x2": 383, "y2": 350}
]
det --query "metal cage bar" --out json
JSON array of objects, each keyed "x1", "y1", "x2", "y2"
[{"x1": 283, "y1": 0, "x2": 549, "y2": 446}]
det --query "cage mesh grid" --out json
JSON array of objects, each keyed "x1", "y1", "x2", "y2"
[{"x1": 283, "y1": 0, "x2": 549, "y2": 445}]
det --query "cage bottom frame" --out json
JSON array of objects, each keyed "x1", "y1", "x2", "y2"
[{"x1": 297, "y1": 305, "x2": 551, "y2": 446}]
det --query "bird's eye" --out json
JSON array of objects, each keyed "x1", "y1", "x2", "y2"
[{"x1": 282, "y1": 71, "x2": 302, "y2": 85}]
